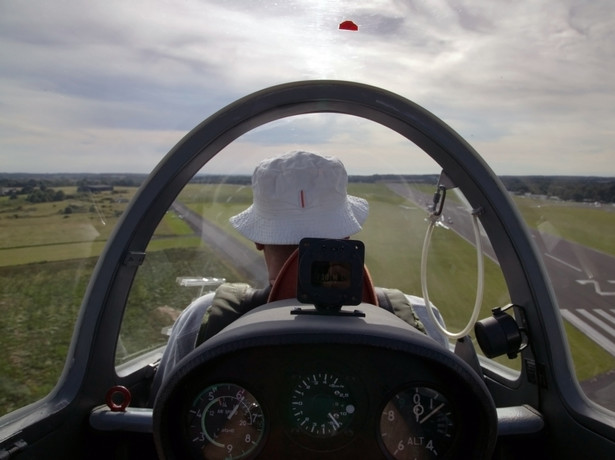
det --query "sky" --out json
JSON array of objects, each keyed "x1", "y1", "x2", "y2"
[{"x1": 1, "y1": 0, "x2": 614, "y2": 176}]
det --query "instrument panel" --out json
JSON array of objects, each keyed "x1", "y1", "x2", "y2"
[
  {"x1": 155, "y1": 343, "x2": 495, "y2": 459},
  {"x1": 153, "y1": 302, "x2": 496, "y2": 459}
]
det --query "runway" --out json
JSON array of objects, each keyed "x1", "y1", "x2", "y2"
[{"x1": 170, "y1": 201, "x2": 268, "y2": 287}]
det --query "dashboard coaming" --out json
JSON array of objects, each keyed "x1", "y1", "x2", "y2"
[{"x1": 153, "y1": 301, "x2": 497, "y2": 459}]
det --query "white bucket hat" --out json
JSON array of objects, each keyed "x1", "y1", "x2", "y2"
[{"x1": 229, "y1": 151, "x2": 369, "y2": 245}]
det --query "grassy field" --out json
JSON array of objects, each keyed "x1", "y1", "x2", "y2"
[
  {"x1": 0, "y1": 187, "x2": 136, "y2": 266},
  {"x1": 0, "y1": 258, "x2": 97, "y2": 413},
  {"x1": 117, "y1": 244, "x2": 245, "y2": 363},
  {"x1": 1, "y1": 182, "x2": 614, "y2": 415},
  {"x1": 513, "y1": 195, "x2": 615, "y2": 255}
]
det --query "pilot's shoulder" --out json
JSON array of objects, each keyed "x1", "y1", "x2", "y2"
[
  {"x1": 172, "y1": 291, "x2": 216, "y2": 336},
  {"x1": 375, "y1": 287, "x2": 448, "y2": 347}
]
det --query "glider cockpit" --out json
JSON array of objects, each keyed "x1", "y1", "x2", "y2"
[{"x1": 2, "y1": 81, "x2": 614, "y2": 459}]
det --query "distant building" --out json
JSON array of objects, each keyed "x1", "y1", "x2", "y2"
[
  {"x1": 79, "y1": 184, "x2": 114, "y2": 193},
  {"x1": 1, "y1": 187, "x2": 18, "y2": 196}
]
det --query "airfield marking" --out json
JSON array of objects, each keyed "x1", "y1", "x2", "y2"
[
  {"x1": 576, "y1": 280, "x2": 615, "y2": 296},
  {"x1": 560, "y1": 309, "x2": 615, "y2": 357},
  {"x1": 544, "y1": 253, "x2": 583, "y2": 272},
  {"x1": 577, "y1": 309, "x2": 615, "y2": 336},
  {"x1": 595, "y1": 310, "x2": 615, "y2": 326}
]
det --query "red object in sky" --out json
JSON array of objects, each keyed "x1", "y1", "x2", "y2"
[{"x1": 339, "y1": 20, "x2": 358, "y2": 31}]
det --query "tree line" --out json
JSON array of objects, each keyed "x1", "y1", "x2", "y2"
[
  {"x1": 2, "y1": 174, "x2": 614, "y2": 204},
  {"x1": 0, "y1": 175, "x2": 146, "y2": 203},
  {"x1": 0, "y1": 174, "x2": 147, "y2": 190},
  {"x1": 500, "y1": 176, "x2": 615, "y2": 203}
]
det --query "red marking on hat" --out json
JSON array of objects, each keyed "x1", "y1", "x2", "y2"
[
  {"x1": 339, "y1": 20, "x2": 358, "y2": 31},
  {"x1": 300, "y1": 190, "x2": 305, "y2": 208}
]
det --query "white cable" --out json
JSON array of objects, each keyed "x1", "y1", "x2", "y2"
[{"x1": 420, "y1": 211, "x2": 484, "y2": 339}]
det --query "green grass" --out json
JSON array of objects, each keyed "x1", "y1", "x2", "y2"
[
  {"x1": 564, "y1": 321, "x2": 615, "y2": 379},
  {"x1": 513, "y1": 195, "x2": 615, "y2": 256},
  {"x1": 1, "y1": 182, "x2": 614, "y2": 415},
  {"x1": 0, "y1": 258, "x2": 96, "y2": 413},
  {"x1": 0, "y1": 188, "x2": 137, "y2": 266},
  {"x1": 147, "y1": 236, "x2": 203, "y2": 251},
  {"x1": 0, "y1": 241, "x2": 108, "y2": 267},
  {"x1": 154, "y1": 212, "x2": 195, "y2": 237},
  {"x1": 117, "y1": 245, "x2": 244, "y2": 363}
]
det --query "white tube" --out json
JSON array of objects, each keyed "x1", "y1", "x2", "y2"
[{"x1": 420, "y1": 212, "x2": 484, "y2": 339}]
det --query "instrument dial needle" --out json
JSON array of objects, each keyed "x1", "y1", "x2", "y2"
[
  {"x1": 419, "y1": 403, "x2": 445, "y2": 424},
  {"x1": 328, "y1": 412, "x2": 340, "y2": 430}
]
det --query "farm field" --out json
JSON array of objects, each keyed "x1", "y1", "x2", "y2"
[
  {"x1": 1, "y1": 182, "x2": 614, "y2": 415},
  {"x1": 0, "y1": 187, "x2": 136, "y2": 266}
]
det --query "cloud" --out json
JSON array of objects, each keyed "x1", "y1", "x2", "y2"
[{"x1": 0, "y1": 0, "x2": 614, "y2": 175}]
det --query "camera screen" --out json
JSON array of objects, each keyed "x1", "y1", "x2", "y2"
[
  {"x1": 297, "y1": 238, "x2": 364, "y2": 309},
  {"x1": 311, "y1": 261, "x2": 352, "y2": 289}
]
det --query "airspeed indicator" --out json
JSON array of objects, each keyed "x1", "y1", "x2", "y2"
[{"x1": 187, "y1": 383, "x2": 265, "y2": 460}]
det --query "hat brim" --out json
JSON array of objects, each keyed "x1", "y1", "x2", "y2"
[{"x1": 230, "y1": 195, "x2": 368, "y2": 245}]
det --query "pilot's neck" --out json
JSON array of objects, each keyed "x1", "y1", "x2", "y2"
[{"x1": 255, "y1": 243, "x2": 298, "y2": 286}]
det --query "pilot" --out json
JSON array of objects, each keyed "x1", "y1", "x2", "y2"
[
  {"x1": 151, "y1": 150, "x2": 445, "y2": 399},
  {"x1": 228, "y1": 149, "x2": 369, "y2": 290}
]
